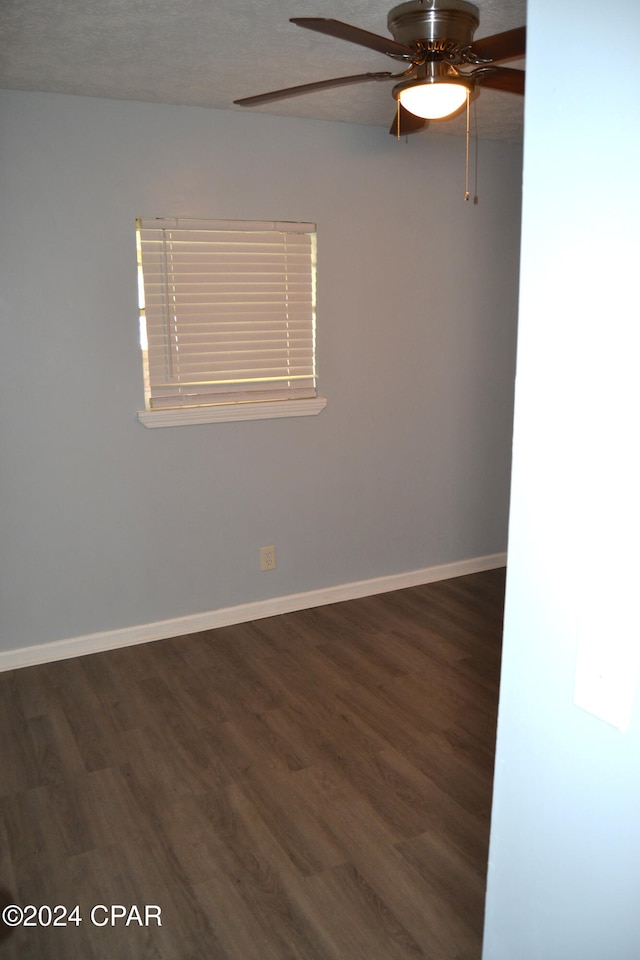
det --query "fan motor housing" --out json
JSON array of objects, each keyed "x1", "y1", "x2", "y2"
[{"x1": 388, "y1": 0, "x2": 479, "y2": 48}]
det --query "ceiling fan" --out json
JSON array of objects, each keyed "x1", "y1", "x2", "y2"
[{"x1": 234, "y1": 0, "x2": 525, "y2": 136}]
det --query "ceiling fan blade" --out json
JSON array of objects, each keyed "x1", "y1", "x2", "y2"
[
  {"x1": 234, "y1": 72, "x2": 397, "y2": 107},
  {"x1": 474, "y1": 67, "x2": 525, "y2": 96},
  {"x1": 471, "y1": 26, "x2": 526, "y2": 62},
  {"x1": 291, "y1": 17, "x2": 414, "y2": 61},
  {"x1": 389, "y1": 105, "x2": 427, "y2": 137}
]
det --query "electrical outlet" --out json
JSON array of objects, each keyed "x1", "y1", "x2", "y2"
[{"x1": 260, "y1": 545, "x2": 276, "y2": 571}]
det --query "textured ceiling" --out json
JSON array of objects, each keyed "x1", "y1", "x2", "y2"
[{"x1": 0, "y1": 0, "x2": 526, "y2": 141}]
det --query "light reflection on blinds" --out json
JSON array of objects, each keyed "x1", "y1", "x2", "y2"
[{"x1": 136, "y1": 218, "x2": 317, "y2": 410}]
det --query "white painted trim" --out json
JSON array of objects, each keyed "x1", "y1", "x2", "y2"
[
  {"x1": 138, "y1": 396, "x2": 327, "y2": 427},
  {"x1": 0, "y1": 553, "x2": 506, "y2": 673}
]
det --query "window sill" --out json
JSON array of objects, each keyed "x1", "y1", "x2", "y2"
[{"x1": 137, "y1": 396, "x2": 327, "y2": 428}]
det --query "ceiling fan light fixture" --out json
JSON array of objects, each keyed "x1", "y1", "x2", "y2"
[{"x1": 398, "y1": 80, "x2": 470, "y2": 119}]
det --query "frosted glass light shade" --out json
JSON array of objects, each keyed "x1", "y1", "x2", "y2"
[{"x1": 399, "y1": 82, "x2": 468, "y2": 120}]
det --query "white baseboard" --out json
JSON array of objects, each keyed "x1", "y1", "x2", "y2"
[{"x1": 0, "y1": 553, "x2": 506, "y2": 673}]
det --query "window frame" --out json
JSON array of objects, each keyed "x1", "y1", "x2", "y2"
[{"x1": 136, "y1": 217, "x2": 326, "y2": 427}]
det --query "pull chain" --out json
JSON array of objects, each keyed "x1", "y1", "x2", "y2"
[
  {"x1": 472, "y1": 97, "x2": 479, "y2": 204},
  {"x1": 465, "y1": 88, "x2": 471, "y2": 201}
]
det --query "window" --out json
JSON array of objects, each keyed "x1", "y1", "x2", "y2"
[{"x1": 136, "y1": 217, "x2": 326, "y2": 426}]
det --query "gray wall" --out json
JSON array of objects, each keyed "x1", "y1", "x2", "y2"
[
  {"x1": 0, "y1": 90, "x2": 522, "y2": 653},
  {"x1": 482, "y1": 0, "x2": 640, "y2": 956}
]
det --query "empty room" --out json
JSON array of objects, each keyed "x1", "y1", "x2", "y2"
[{"x1": 1, "y1": 0, "x2": 639, "y2": 957}]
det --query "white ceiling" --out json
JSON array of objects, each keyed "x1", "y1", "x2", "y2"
[{"x1": 0, "y1": 0, "x2": 526, "y2": 141}]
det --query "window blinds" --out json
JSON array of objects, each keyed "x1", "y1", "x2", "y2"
[{"x1": 136, "y1": 218, "x2": 317, "y2": 410}]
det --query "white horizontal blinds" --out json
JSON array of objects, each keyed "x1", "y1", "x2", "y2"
[{"x1": 137, "y1": 218, "x2": 317, "y2": 410}]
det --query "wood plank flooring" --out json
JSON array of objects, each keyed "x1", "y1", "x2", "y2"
[{"x1": 0, "y1": 568, "x2": 505, "y2": 960}]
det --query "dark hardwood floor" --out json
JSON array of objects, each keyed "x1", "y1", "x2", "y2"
[{"x1": 0, "y1": 568, "x2": 505, "y2": 960}]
